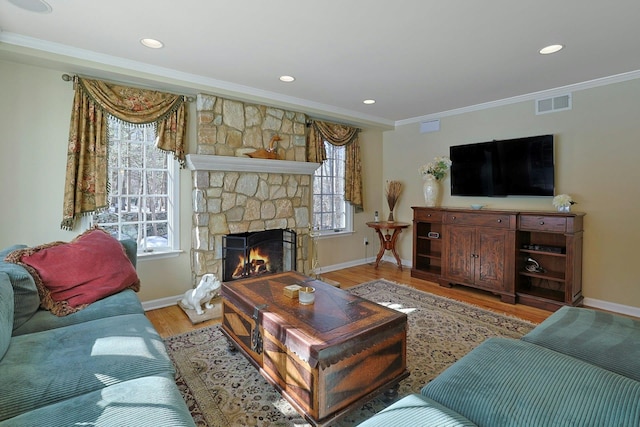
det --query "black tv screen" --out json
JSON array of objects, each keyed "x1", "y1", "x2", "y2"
[{"x1": 450, "y1": 135, "x2": 554, "y2": 197}]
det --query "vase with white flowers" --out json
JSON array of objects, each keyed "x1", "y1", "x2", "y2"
[
  {"x1": 419, "y1": 156, "x2": 452, "y2": 207},
  {"x1": 552, "y1": 194, "x2": 576, "y2": 212}
]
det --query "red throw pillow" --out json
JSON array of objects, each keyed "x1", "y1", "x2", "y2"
[{"x1": 5, "y1": 228, "x2": 140, "y2": 316}]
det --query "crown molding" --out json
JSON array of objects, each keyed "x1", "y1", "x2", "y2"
[
  {"x1": 396, "y1": 69, "x2": 640, "y2": 126},
  {"x1": 3, "y1": 32, "x2": 639, "y2": 130},
  {"x1": 0, "y1": 32, "x2": 395, "y2": 129}
]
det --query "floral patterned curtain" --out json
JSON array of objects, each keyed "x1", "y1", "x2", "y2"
[
  {"x1": 60, "y1": 76, "x2": 187, "y2": 230},
  {"x1": 307, "y1": 120, "x2": 363, "y2": 211}
]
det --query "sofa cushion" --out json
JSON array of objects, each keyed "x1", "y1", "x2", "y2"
[
  {"x1": 120, "y1": 238, "x2": 138, "y2": 268},
  {"x1": 0, "y1": 273, "x2": 13, "y2": 360},
  {"x1": 356, "y1": 393, "x2": 477, "y2": 427},
  {"x1": 5, "y1": 228, "x2": 140, "y2": 316},
  {"x1": 0, "y1": 313, "x2": 173, "y2": 421},
  {"x1": 11, "y1": 289, "x2": 144, "y2": 336},
  {"x1": 0, "y1": 375, "x2": 196, "y2": 427},
  {"x1": 0, "y1": 244, "x2": 40, "y2": 330},
  {"x1": 422, "y1": 337, "x2": 640, "y2": 427},
  {"x1": 522, "y1": 305, "x2": 640, "y2": 382}
]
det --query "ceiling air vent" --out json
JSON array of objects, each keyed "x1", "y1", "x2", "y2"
[{"x1": 536, "y1": 93, "x2": 572, "y2": 115}]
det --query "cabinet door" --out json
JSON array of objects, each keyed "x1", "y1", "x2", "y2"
[
  {"x1": 475, "y1": 228, "x2": 512, "y2": 291},
  {"x1": 443, "y1": 225, "x2": 475, "y2": 284}
]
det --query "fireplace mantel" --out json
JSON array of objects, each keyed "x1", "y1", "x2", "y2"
[{"x1": 186, "y1": 154, "x2": 320, "y2": 175}]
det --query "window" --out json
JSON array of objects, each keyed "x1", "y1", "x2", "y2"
[
  {"x1": 93, "y1": 116, "x2": 179, "y2": 255},
  {"x1": 312, "y1": 141, "x2": 353, "y2": 236}
]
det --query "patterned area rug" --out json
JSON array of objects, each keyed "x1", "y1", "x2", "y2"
[{"x1": 164, "y1": 279, "x2": 536, "y2": 427}]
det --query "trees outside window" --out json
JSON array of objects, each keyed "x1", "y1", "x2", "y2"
[{"x1": 93, "y1": 117, "x2": 179, "y2": 254}]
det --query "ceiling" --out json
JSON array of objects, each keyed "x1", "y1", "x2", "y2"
[{"x1": 2, "y1": 0, "x2": 640, "y2": 127}]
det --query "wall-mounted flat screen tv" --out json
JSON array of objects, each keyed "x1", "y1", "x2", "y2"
[{"x1": 450, "y1": 134, "x2": 554, "y2": 197}]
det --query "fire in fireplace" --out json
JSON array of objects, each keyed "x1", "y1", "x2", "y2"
[{"x1": 222, "y1": 229, "x2": 297, "y2": 282}]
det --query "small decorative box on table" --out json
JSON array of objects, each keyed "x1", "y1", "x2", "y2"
[{"x1": 221, "y1": 271, "x2": 409, "y2": 426}]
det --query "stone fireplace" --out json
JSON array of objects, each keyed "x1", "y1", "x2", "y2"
[
  {"x1": 188, "y1": 94, "x2": 319, "y2": 284},
  {"x1": 222, "y1": 228, "x2": 296, "y2": 281}
]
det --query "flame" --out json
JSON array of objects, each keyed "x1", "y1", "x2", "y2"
[{"x1": 231, "y1": 247, "x2": 271, "y2": 279}]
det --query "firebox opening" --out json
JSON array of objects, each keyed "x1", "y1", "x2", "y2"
[{"x1": 222, "y1": 229, "x2": 297, "y2": 282}]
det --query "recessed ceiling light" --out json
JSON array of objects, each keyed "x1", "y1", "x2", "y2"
[
  {"x1": 363, "y1": 99, "x2": 376, "y2": 105},
  {"x1": 140, "y1": 38, "x2": 164, "y2": 49},
  {"x1": 539, "y1": 44, "x2": 564, "y2": 55},
  {"x1": 8, "y1": 0, "x2": 52, "y2": 13},
  {"x1": 279, "y1": 75, "x2": 296, "y2": 83}
]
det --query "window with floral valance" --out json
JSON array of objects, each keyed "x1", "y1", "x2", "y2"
[
  {"x1": 60, "y1": 76, "x2": 187, "y2": 230},
  {"x1": 307, "y1": 120, "x2": 363, "y2": 212}
]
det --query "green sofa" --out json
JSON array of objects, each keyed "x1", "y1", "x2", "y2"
[
  {"x1": 357, "y1": 306, "x2": 640, "y2": 427},
  {"x1": 0, "y1": 241, "x2": 195, "y2": 427}
]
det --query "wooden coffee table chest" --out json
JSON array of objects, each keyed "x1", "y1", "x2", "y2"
[{"x1": 220, "y1": 271, "x2": 409, "y2": 426}]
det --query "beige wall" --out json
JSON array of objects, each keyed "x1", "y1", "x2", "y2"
[
  {"x1": 4, "y1": 57, "x2": 638, "y2": 310},
  {"x1": 383, "y1": 79, "x2": 640, "y2": 309},
  {"x1": 0, "y1": 60, "x2": 195, "y2": 302},
  {"x1": 315, "y1": 128, "x2": 385, "y2": 268},
  {"x1": 0, "y1": 58, "x2": 386, "y2": 303}
]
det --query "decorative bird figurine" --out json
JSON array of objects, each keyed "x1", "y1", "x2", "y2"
[{"x1": 247, "y1": 134, "x2": 281, "y2": 159}]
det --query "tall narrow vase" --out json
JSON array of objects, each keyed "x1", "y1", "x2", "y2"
[
  {"x1": 423, "y1": 175, "x2": 440, "y2": 207},
  {"x1": 387, "y1": 210, "x2": 395, "y2": 222}
]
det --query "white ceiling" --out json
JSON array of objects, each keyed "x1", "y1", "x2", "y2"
[{"x1": 2, "y1": 0, "x2": 640, "y2": 127}]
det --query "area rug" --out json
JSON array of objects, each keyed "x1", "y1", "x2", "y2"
[{"x1": 163, "y1": 279, "x2": 536, "y2": 427}]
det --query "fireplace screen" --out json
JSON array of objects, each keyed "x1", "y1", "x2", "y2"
[{"x1": 222, "y1": 229, "x2": 296, "y2": 282}]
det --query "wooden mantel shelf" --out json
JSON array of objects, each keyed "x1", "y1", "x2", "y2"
[{"x1": 186, "y1": 154, "x2": 320, "y2": 175}]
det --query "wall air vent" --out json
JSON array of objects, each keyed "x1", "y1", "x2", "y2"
[
  {"x1": 536, "y1": 93, "x2": 572, "y2": 115},
  {"x1": 419, "y1": 119, "x2": 440, "y2": 133}
]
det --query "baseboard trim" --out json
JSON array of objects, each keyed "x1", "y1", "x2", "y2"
[
  {"x1": 140, "y1": 260, "x2": 639, "y2": 319},
  {"x1": 583, "y1": 297, "x2": 640, "y2": 318},
  {"x1": 315, "y1": 257, "x2": 376, "y2": 273},
  {"x1": 316, "y1": 255, "x2": 413, "y2": 273},
  {"x1": 142, "y1": 295, "x2": 182, "y2": 311}
]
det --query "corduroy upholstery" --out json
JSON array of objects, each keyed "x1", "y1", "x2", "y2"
[
  {"x1": 0, "y1": 273, "x2": 13, "y2": 360},
  {"x1": 0, "y1": 244, "x2": 40, "y2": 330},
  {"x1": 0, "y1": 240, "x2": 196, "y2": 426},
  {"x1": 358, "y1": 307, "x2": 640, "y2": 427},
  {"x1": 422, "y1": 338, "x2": 640, "y2": 426},
  {"x1": 0, "y1": 375, "x2": 193, "y2": 427},
  {"x1": 522, "y1": 305, "x2": 640, "y2": 382},
  {"x1": 11, "y1": 288, "x2": 144, "y2": 336},
  {"x1": 357, "y1": 393, "x2": 476, "y2": 427}
]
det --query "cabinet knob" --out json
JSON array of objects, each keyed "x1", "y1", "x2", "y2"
[
  {"x1": 427, "y1": 214, "x2": 431, "y2": 217},
  {"x1": 497, "y1": 219, "x2": 502, "y2": 223},
  {"x1": 539, "y1": 221, "x2": 545, "y2": 225},
  {"x1": 452, "y1": 216, "x2": 456, "y2": 220}
]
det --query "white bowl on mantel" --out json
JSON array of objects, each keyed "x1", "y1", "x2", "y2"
[{"x1": 470, "y1": 204, "x2": 484, "y2": 210}]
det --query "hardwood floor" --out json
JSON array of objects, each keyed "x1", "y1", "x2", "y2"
[{"x1": 146, "y1": 262, "x2": 553, "y2": 338}]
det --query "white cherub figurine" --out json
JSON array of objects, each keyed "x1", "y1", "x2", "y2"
[{"x1": 180, "y1": 273, "x2": 221, "y2": 315}]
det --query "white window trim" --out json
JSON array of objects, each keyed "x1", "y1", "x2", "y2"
[
  {"x1": 135, "y1": 156, "x2": 181, "y2": 256},
  {"x1": 137, "y1": 248, "x2": 183, "y2": 261},
  {"x1": 312, "y1": 141, "x2": 354, "y2": 237},
  {"x1": 314, "y1": 201, "x2": 354, "y2": 238}
]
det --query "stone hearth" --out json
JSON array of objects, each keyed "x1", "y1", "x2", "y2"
[{"x1": 189, "y1": 94, "x2": 319, "y2": 284}]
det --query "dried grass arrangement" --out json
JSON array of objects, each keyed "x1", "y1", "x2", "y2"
[{"x1": 385, "y1": 180, "x2": 402, "y2": 222}]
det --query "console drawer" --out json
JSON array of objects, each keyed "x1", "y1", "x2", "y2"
[
  {"x1": 414, "y1": 209, "x2": 443, "y2": 222},
  {"x1": 519, "y1": 215, "x2": 567, "y2": 232},
  {"x1": 444, "y1": 212, "x2": 514, "y2": 229}
]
